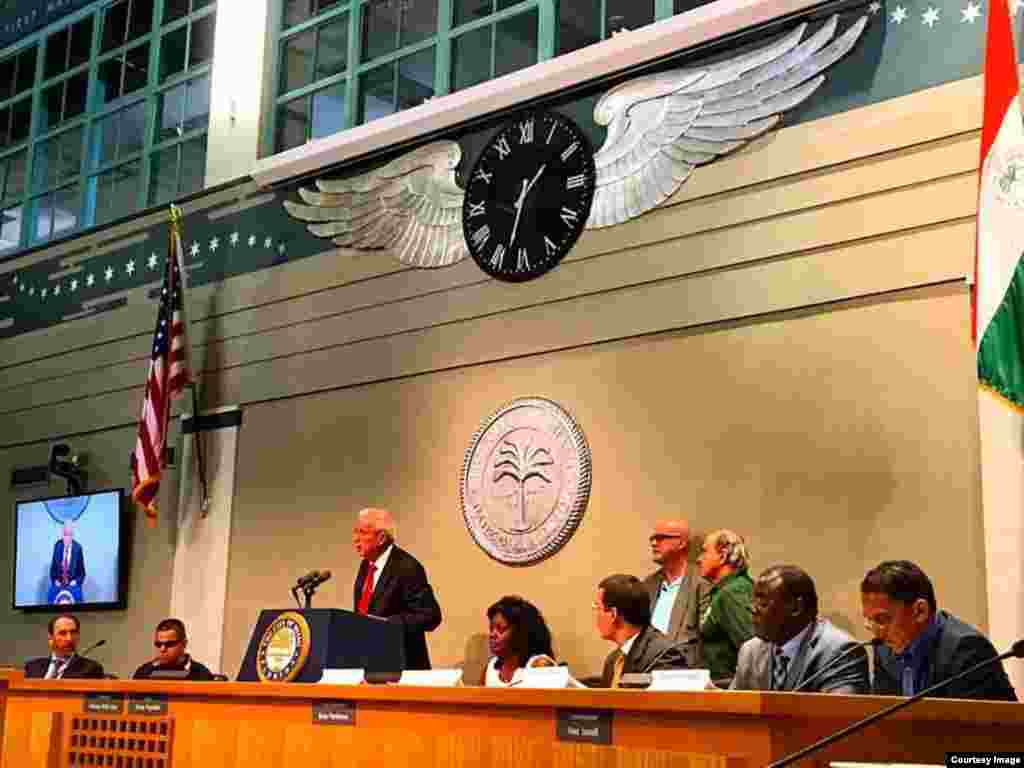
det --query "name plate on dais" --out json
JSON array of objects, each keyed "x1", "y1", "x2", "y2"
[
  {"x1": 461, "y1": 398, "x2": 592, "y2": 566},
  {"x1": 127, "y1": 695, "x2": 168, "y2": 715},
  {"x1": 312, "y1": 700, "x2": 356, "y2": 725},
  {"x1": 84, "y1": 692, "x2": 124, "y2": 714},
  {"x1": 556, "y1": 710, "x2": 612, "y2": 745}
]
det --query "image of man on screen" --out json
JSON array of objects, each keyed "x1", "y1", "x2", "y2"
[{"x1": 48, "y1": 522, "x2": 85, "y2": 604}]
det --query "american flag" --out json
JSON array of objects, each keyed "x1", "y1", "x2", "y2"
[{"x1": 131, "y1": 214, "x2": 192, "y2": 526}]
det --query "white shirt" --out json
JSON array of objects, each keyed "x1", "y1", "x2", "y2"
[
  {"x1": 619, "y1": 631, "x2": 640, "y2": 657},
  {"x1": 484, "y1": 655, "x2": 557, "y2": 687},
  {"x1": 366, "y1": 544, "x2": 393, "y2": 591},
  {"x1": 773, "y1": 621, "x2": 813, "y2": 666}
]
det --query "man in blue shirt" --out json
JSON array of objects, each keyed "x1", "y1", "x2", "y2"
[
  {"x1": 860, "y1": 560, "x2": 1016, "y2": 701},
  {"x1": 644, "y1": 519, "x2": 704, "y2": 668}
]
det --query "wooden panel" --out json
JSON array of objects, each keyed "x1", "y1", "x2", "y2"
[
  {"x1": 0, "y1": 217, "x2": 973, "y2": 445},
  {"x1": 1, "y1": 677, "x2": 1022, "y2": 768},
  {"x1": 0, "y1": 167, "x2": 976, "y2": 418},
  {"x1": 0, "y1": 77, "x2": 985, "y2": 378}
]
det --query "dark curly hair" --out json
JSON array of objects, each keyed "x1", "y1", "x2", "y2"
[{"x1": 487, "y1": 595, "x2": 555, "y2": 663}]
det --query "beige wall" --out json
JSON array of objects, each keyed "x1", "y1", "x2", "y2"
[
  {"x1": 221, "y1": 285, "x2": 982, "y2": 679},
  {"x1": 0, "y1": 73, "x2": 987, "y2": 679}
]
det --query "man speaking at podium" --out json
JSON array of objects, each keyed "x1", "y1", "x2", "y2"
[
  {"x1": 49, "y1": 522, "x2": 85, "y2": 604},
  {"x1": 352, "y1": 507, "x2": 442, "y2": 670}
]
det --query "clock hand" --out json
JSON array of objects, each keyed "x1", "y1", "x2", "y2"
[
  {"x1": 508, "y1": 178, "x2": 529, "y2": 251},
  {"x1": 523, "y1": 163, "x2": 547, "y2": 198}
]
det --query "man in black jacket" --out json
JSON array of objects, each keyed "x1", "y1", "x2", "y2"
[
  {"x1": 596, "y1": 573, "x2": 687, "y2": 687},
  {"x1": 353, "y1": 507, "x2": 442, "y2": 670},
  {"x1": 24, "y1": 614, "x2": 104, "y2": 679},
  {"x1": 133, "y1": 618, "x2": 215, "y2": 680},
  {"x1": 861, "y1": 560, "x2": 1016, "y2": 701}
]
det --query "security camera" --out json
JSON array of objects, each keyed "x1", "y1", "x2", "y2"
[{"x1": 49, "y1": 444, "x2": 85, "y2": 495}]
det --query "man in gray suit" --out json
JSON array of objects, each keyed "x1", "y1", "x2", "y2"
[
  {"x1": 595, "y1": 574, "x2": 688, "y2": 687},
  {"x1": 644, "y1": 519, "x2": 704, "y2": 668},
  {"x1": 730, "y1": 565, "x2": 869, "y2": 694}
]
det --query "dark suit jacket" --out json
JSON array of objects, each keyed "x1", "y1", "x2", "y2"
[
  {"x1": 133, "y1": 656, "x2": 215, "y2": 681},
  {"x1": 354, "y1": 545, "x2": 442, "y2": 670},
  {"x1": 644, "y1": 568, "x2": 707, "y2": 668},
  {"x1": 600, "y1": 625, "x2": 687, "y2": 687},
  {"x1": 50, "y1": 540, "x2": 85, "y2": 586},
  {"x1": 872, "y1": 611, "x2": 1017, "y2": 701},
  {"x1": 25, "y1": 654, "x2": 104, "y2": 679},
  {"x1": 730, "y1": 618, "x2": 869, "y2": 694}
]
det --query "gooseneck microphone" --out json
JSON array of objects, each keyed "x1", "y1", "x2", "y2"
[
  {"x1": 292, "y1": 570, "x2": 333, "y2": 609},
  {"x1": 791, "y1": 639, "x2": 877, "y2": 693},
  {"x1": 767, "y1": 639, "x2": 1024, "y2": 768},
  {"x1": 78, "y1": 639, "x2": 107, "y2": 657}
]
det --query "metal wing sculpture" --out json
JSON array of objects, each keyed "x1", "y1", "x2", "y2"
[
  {"x1": 586, "y1": 14, "x2": 868, "y2": 228},
  {"x1": 283, "y1": 141, "x2": 468, "y2": 268}
]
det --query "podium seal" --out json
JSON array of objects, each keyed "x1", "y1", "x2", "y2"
[
  {"x1": 461, "y1": 397, "x2": 592, "y2": 566},
  {"x1": 257, "y1": 611, "x2": 312, "y2": 682}
]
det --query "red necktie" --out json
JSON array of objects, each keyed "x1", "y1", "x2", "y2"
[{"x1": 357, "y1": 562, "x2": 376, "y2": 615}]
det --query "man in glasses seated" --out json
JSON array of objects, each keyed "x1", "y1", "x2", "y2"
[
  {"x1": 861, "y1": 560, "x2": 1016, "y2": 701},
  {"x1": 645, "y1": 519, "x2": 705, "y2": 668},
  {"x1": 132, "y1": 618, "x2": 215, "y2": 681}
]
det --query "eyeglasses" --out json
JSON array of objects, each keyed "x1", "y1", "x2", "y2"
[
  {"x1": 154, "y1": 640, "x2": 182, "y2": 649},
  {"x1": 649, "y1": 534, "x2": 683, "y2": 544}
]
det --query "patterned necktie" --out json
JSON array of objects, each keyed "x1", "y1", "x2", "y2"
[
  {"x1": 357, "y1": 561, "x2": 376, "y2": 615},
  {"x1": 62, "y1": 545, "x2": 70, "y2": 583},
  {"x1": 45, "y1": 657, "x2": 67, "y2": 680},
  {"x1": 773, "y1": 649, "x2": 789, "y2": 691},
  {"x1": 610, "y1": 652, "x2": 626, "y2": 688}
]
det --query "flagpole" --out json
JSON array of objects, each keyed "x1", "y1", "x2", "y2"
[{"x1": 169, "y1": 204, "x2": 210, "y2": 516}]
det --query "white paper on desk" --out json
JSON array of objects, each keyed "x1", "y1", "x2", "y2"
[
  {"x1": 319, "y1": 668, "x2": 365, "y2": 685},
  {"x1": 647, "y1": 669, "x2": 710, "y2": 691},
  {"x1": 519, "y1": 667, "x2": 571, "y2": 689},
  {"x1": 398, "y1": 669, "x2": 463, "y2": 687}
]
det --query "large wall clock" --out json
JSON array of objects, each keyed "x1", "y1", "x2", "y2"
[{"x1": 462, "y1": 111, "x2": 597, "y2": 282}]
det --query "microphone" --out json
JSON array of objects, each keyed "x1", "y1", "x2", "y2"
[
  {"x1": 78, "y1": 639, "x2": 106, "y2": 657},
  {"x1": 791, "y1": 639, "x2": 877, "y2": 693},
  {"x1": 312, "y1": 570, "x2": 332, "y2": 587},
  {"x1": 767, "y1": 638, "x2": 1023, "y2": 768},
  {"x1": 295, "y1": 570, "x2": 322, "y2": 588},
  {"x1": 641, "y1": 639, "x2": 693, "y2": 673}
]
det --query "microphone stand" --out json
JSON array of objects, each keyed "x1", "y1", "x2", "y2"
[{"x1": 767, "y1": 641, "x2": 1022, "y2": 768}]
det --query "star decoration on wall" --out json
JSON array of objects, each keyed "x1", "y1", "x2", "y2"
[
  {"x1": 70, "y1": 278, "x2": 78, "y2": 291},
  {"x1": 868, "y1": 1, "x2": 882, "y2": 13},
  {"x1": 190, "y1": 241, "x2": 200, "y2": 257},
  {"x1": 264, "y1": 237, "x2": 273, "y2": 249},
  {"x1": 891, "y1": 5, "x2": 908, "y2": 23},
  {"x1": 148, "y1": 253, "x2": 159, "y2": 269},
  {"x1": 86, "y1": 274, "x2": 95, "y2": 287},
  {"x1": 104, "y1": 266, "x2": 114, "y2": 282},
  {"x1": 126, "y1": 259, "x2": 135, "y2": 275},
  {"x1": 922, "y1": 6, "x2": 940, "y2": 26},
  {"x1": 230, "y1": 231, "x2": 239, "y2": 246},
  {"x1": 248, "y1": 235, "x2": 256, "y2": 247},
  {"x1": 53, "y1": 284, "x2": 60, "y2": 296},
  {"x1": 961, "y1": 1, "x2": 981, "y2": 21},
  {"x1": 209, "y1": 237, "x2": 219, "y2": 251}
]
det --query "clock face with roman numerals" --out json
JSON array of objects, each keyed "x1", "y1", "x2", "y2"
[{"x1": 462, "y1": 111, "x2": 596, "y2": 282}]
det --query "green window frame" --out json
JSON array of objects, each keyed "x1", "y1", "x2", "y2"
[
  {"x1": 267, "y1": 0, "x2": 702, "y2": 157},
  {"x1": 0, "y1": 0, "x2": 217, "y2": 258}
]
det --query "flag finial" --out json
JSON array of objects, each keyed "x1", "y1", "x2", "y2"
[{"x1": 169, "y1": 204, "x2": 183, "y2": 226}]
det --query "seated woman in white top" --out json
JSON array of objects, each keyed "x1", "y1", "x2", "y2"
[{"x1": 484, "y1": 595, "x2": 557, "y2": 687}]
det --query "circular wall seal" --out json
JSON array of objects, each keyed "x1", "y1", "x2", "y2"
[
  {"x1": 460, "y1": 397, "x2": 592, "y2": 566},
  {"x1": 44, "y1": 495, "x2": 91, "y2": 524},
  {"x1": 256, "y1": 611, "x2": 312, "y2": 682}
]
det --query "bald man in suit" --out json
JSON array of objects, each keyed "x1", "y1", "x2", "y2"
[{"x1": 352, "y1": 507, "x2": 442, "y2": 670}]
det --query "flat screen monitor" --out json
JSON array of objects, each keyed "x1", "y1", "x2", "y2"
[{"x1": 12, "y1": 488, "x2": 127, "y2": 611}]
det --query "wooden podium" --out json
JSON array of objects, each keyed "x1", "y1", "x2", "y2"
[{"x1": 0, "y1": 669, "x2": 1021, "y2": 768}]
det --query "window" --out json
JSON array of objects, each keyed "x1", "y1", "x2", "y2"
[
  {"x1": 0, "y1": 0, "x2": 216, "y2": 257},
  {"x1": 268, "y1": 0, "x2": 709, "y2": 155},
  {"x1": 271, "y1": 0, "x2": 540, "y2": 154}
]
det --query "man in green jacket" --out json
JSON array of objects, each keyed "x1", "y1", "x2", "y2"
[{"x1": 697, "y1": 529, "x2": 754, "y2": 684}]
